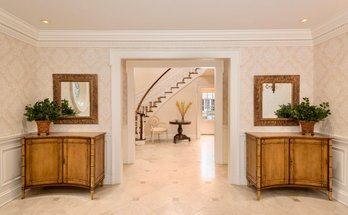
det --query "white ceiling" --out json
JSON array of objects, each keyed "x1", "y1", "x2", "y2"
[{"x1": 0, "y1": 0, "x2": 347, "y2": 31}]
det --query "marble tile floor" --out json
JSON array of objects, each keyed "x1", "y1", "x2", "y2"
[{"x1": 1, "y1": 135, "x2": 347, "y2": 215}]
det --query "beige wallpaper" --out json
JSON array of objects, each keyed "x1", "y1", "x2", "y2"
[
  {"x1": 34, "y1": 47, "x2": 112, "y2": 133},
  {"x1": 239, "y1": 46, "x2": 314, "y2": 132},
  {"x1": 1, "y1": 31, "x2": 316, "y2": 137},
  {"x1": 314, "y1": 32, "x2": 348, "y2": 137},
  {"x1": 0, "y1": 33, "x2": 38, "y2": 137}
]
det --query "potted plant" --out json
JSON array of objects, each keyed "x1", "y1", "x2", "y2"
[
  {"x1": 24, "y1": 98, "x2": 78, "y2": 135},
  {"x1": 275, "y1": 97, "x2": 331, "y2": 135},
  {"x1": 24, "y1": 98, "x2": 60, "y2": 135}
]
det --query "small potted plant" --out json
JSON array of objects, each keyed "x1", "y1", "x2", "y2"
[
  {"x1": 24, "y1": 98, "x2": 60, "y2": 135},
  {"x1": 24, "y1": 98, "x2": 78, "y2": 135},
  {"x1": 275, "y1": 97, "x2": 331, "y2": 135}
]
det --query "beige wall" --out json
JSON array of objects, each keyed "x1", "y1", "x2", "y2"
[
  {"x1": 314, "y1": 32, "x2": 348, "y2": 205},
  {"x1": 0, "y1": 34, "x2": 316, "y2": 137},
  {"x1": 34, "y1": 47, "x2": 112, "y2": 133},
  {"x1": 239, "y1": 46, "x2": 314, "y2": 132},
  {"x1": 314, "y1": 32, "x2": 348, "y2": 137},
  {"x1": 0, "y1": 33, "x2": 38, "y2": 136}
]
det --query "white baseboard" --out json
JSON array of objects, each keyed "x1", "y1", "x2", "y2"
[
  {"x1": 0, "y1": 184, "x2": 21, "y2": 207},
  {"x1": 333, "y1": 189, "x2": 348, "y2": 206}
]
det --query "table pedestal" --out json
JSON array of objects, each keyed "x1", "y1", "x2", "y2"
[{"x1": 173, "y1": 123, "x2": 191, "y2": 143}]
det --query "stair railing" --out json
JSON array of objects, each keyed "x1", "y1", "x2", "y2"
[{"x1": 136, "y1": 68, "x2": 172, "y2": 140}]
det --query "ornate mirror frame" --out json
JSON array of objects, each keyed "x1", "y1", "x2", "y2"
[
  {"x1": 254, "y1": 75, "x2": 300, "y2": 126},
  {"x1": 53, "y1": 74, "x2": 98, "y2": 124}
]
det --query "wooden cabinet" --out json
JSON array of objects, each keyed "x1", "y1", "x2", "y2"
[
  {"x1": 22, "y1": 132, "x2": 105, "y2": 199},
  {"x1": 246, "y1": 132, "x2": 332, "y2": 200}
]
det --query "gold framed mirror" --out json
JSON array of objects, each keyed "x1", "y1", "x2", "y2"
[
  {"x1": 254, "y1": 75, "x2": 299, "y2": 126},
  {"x1": 53, "y1": 74, "x2": 98, "y2": 124}
]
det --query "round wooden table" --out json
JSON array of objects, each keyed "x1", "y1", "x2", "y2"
[{"x1": 169, "y1": 120, "x2": 191, "y2": 143}]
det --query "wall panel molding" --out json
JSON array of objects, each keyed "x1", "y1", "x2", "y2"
[{"x1": 0, "y1": 135, "x2": 22, "y2": 207}]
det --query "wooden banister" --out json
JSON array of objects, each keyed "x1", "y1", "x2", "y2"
[{"x1": 136, "y1": 68, "x2": 172, "y2": 112}]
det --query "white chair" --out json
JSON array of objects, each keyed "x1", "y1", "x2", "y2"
[{"x1": 148, "y1": 116, "x2": 168, "y2": 143}]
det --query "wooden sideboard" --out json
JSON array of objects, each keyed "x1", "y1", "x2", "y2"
[
  {"x1": 21, "y1": 132, "x2": 105, "y2": 199},
  {"x1": 246, "y1": 132, "x2": 332, "y2": 200}
]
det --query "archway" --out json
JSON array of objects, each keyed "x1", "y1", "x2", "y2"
[{"x1": 110, "y1": 50, "x2": 241, "y2": 185}]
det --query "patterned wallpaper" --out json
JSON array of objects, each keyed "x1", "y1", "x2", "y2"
[
  {"x1": 314, "y1": 32, "x2": 348, "y2": 137},
  {"x1": 0, "y1": 33, "x2": 38, "y2": 137},
  {"x1": 239, "y1": 46, "x2": 314, "y2": 132},
  {"x1": 0, "y1": 31, "x2": 316, "y2": 137},
  {"x1": 34, "y1": 47, "x2": 112, "y2": 133}
]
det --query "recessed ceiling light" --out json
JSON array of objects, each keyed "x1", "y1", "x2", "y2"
[
  {"x1": 300, "y1": 18, "x2": 309, "y2": 23},
  {"x1": 41, "y1": 20, "x2": 49, "y2": 24}
]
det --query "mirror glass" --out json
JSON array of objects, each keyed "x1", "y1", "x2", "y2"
[
  {"x1": 262, "y1": 83, "x2": 292, "y2": 118},
  {"x1": 61, "y1": 82, "x2": 90, "y2": 117},
  {"x1": 254, "y1": 75, "x2": 299, "y2": 126},
  {"x1": 53, "y1": 74, "x2": 98, "y2": 124}
]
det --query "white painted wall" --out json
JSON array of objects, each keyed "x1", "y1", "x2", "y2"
[
  {"x1": 134, "y1": 68, "x2": 167, "y2": 93},
  {"x1": 145, "y1": 75, "x2": 214, "y2": 140}
]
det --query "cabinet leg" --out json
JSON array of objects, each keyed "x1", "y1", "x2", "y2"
[
  {"x1": 247, "y1": 179, "x2": 252, "y2": 187},
  {"x1": 90, "y1": 190, "x2": 94, "y2": 200},
  {"x1": 256, "y1": 190, "x2": 261, "y2": 201},
  {"x1": 328, "y1": 191, "x2": 333, "y2": 201},
  {"x1": 100, "y1": 180, "x2": 104, "y2": 187},
  {"x1": 21, "y1": 189, "x2": 25, "y2": 199}
]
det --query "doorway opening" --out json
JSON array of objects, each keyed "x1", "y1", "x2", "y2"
[
  {"x1": 109, "y1": 50, "x2": 241, "y2": 185},
  {"x1": 124, "y1": 60, "x2": 226, "y2": 167}
]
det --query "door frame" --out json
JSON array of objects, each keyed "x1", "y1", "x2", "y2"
[{"x1": 110, "y1": 50, "x2": 241, "y2": 185}]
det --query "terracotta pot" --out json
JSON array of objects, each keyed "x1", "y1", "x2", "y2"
[
  {"x1": 35, "y1": 120, "x2": 51, "y2": 135},
  {"x1": 299, "y1": 121, "x2": 316, "y2": 136}
]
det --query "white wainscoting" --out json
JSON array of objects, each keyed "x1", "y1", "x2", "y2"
[
  {"x1": 0, "y1": 134, "x2": 22, "y2": 207},
  {"x1": 332, "y1": 136, "x2": 348, "y2": 206},
  {"x1": 240, "y1": 133, "x2": 348, "y2": 206}
]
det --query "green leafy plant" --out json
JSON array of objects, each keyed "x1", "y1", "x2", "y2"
[
  {"x1": 274, "y1": 103, "x2": 293, "y2": 118},
  {"x1": 275, "y1": 97, "x2": 331, "y2": 122},
  {"x1": 61, "y1": 99, "x2": 78, "y2": 116},
  {"x1": 24, "y1": 98, "x2": 60, "y2": 121}
]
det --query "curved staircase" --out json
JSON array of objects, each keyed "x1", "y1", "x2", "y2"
[{"x1": 135, "y1": 68, "x2": 202, "y2": 141}]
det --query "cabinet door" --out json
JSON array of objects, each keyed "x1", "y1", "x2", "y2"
[
  {"x1": 26, "y1": 138, "x2": 62, "y2": 186},
  {"x1": 290, "y1": 138, "x2": 328, "y2": 187},
  {"x1": 63, "y1": 138, "x2": 90, "y2": 186},
  {"x1": 261, "y1": 138, "x2": 289, "y2": 187}
]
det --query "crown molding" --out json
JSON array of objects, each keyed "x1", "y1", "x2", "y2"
[
  {"x1": 0, "y1": 8, "x2": 38, "y2": 45},
  {"x1": 1, "y1": 6, "x2": 347, "y2": 48},
  {"x1": 312, "y1": 11, "x2": 348, "y2": 45},
  {"x1": 35, "y1": 29, "x2": 313, "y2": 47}
]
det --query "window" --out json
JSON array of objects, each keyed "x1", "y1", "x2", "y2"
[{"x1": 202, "y1": 92, "x2": 215, "y2": 120}]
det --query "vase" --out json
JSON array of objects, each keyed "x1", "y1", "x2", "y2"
[
  {"x1": 35, "y1": 120, "x2": 51, "y2": 135},
  {"x1": 299, "y1": 121, "x2": 315, "y2": 136}
]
